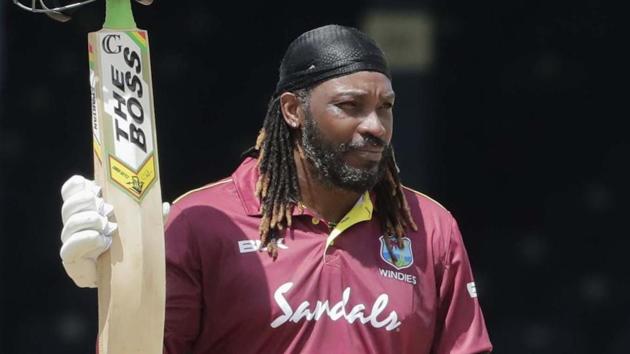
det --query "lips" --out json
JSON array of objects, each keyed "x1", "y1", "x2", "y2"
[
  {"x1": 352, "y1": 148, "x2": 384, "y2": 161},
  {"x1": 355, "y1": 147, "x2": 384, "y2": 153}
]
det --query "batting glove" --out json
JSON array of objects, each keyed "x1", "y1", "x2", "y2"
[
  {"x1": 59, "y1": 175, "x2": 171, "y2": 288},
  {"x1": 60, "y1": 175, "x2": 116, "y2": 287}
]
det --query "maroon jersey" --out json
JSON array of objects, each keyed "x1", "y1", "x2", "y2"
[{"x1": 163, "y1": 158, "x2": 492, "y2": 354}]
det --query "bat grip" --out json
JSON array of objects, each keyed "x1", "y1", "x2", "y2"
[{"x1": 104, "y1": 0, "x2": 136, "y2": 29}]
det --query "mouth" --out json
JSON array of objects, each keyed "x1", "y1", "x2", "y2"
[{"x1": 351, "y1": 148, "x2": 384, "y2": 162}]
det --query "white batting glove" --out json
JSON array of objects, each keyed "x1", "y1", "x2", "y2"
[
  {"x1": 60, "y1": 175, "x2": 117, "y2": 288},
  {"x1": 60, "y1": 175, "x2": 171, "y2": 288}
]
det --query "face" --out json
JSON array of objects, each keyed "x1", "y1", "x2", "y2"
[{"x1": 298, "y1": 71, "x2": 395, "y2": 192}]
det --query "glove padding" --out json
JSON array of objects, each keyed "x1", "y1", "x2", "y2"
[
  {"x1": 60, "y1": 175, "x2": 116, "y2": 288},
  {"x1": 59, "y1": 175, "x2": 170, "y2": 288}
]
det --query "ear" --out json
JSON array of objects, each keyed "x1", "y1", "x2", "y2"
[{"x1": 279, "y1": 92, "x2": 303, "y2": 129}]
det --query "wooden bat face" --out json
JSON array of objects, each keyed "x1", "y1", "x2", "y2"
[
  {"x1": 89, "y1": 28, "x2": 165, "y2": 354},
  {"x1": 90, "y1": 31, "x2": 158, "y2": 200}
]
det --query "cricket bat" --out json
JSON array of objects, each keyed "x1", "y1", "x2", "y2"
[{"x1": 88, "y1": 0, "x2": 165, "y2": 353}]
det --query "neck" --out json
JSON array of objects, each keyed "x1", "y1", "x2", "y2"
[{"x1": 293, "y1": 149, "x2": 362, "y2": 224}]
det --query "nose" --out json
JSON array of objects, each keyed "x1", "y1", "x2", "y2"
[{"x1": 357, "y1": 111, "x2": 387, "y2": 139}]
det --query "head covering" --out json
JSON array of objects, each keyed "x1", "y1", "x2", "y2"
[{"x1": 274, "y1": 24, "x2": 390, "y2": 96}]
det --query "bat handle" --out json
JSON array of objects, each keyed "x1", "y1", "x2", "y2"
[{"x1": 104, "y1": 0, "x2": 135, "y2": 29}]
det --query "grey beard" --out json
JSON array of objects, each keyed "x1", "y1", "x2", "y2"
[{"x1": 301, "y1": 114, "x2": 389, "y2": 193}]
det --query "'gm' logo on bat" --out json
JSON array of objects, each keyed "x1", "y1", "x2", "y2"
[
  {"x1": 102, "y1": 34, "x2": 122, "y2": 54},
  {"x1": 379, "y1": 236, "x2": 413, "y2": 270}
]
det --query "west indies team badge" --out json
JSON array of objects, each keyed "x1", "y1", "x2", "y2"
[{"x1": 379, "y1": 235, "x2": 414, "y2": 270}]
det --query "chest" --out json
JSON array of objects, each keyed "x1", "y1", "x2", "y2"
[{"x1": 200, "y1": 218, "x2": 439, "y2": 335}]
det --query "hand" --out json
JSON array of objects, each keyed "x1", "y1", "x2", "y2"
[
  {"x1": 60, "y1": 175, "x2": 116, "y2": 287},
  {"x1": 60, "y1": 175, "x2": 170, "y2": 288}
]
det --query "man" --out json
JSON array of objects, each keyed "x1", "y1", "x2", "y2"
[{"x1": 60, "y1": 25, "x2": 492, "y2": 353}]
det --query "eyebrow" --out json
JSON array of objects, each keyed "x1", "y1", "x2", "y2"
[{"x1": 333, "y1": 89, "x2": 396, "y2": 100}]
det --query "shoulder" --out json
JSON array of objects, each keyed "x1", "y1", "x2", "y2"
[
  {"x1": 170, "y1": 157, "x2": 260, "y2": 216},
  {"x1": 165, "y1": 177, "x2": 245, "y2": 229},
  {"x1": 164, "y1": 179, "x2": 236, "y2": 264},
  {"x1": 170, "y1": 177, "x2": 236, "y2": 210},
  {"x1": 401, "y1": 186, "x2": 459, "y2": 264},
  {"x1": 165, "y1": 177, "x2": 250, "y2": 249},
  {"x1": 401, "y1": 185, "x2": 454, "y2": 225}
]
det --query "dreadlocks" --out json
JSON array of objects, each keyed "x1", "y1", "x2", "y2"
[
  {"x1": 253, "y1": 92, "x2": 301, "y2": 259},
  {"x1": 253, "y1": 89, "x2": 417, "y2": 260}
]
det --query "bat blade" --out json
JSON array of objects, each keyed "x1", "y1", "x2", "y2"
[{"x1": 88, "y1": 28, "x2": 165, "y2": 354}]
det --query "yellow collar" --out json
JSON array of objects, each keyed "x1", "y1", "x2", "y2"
[{"x1": 325, "y1": 191, "x2": 373, "y2": 251}]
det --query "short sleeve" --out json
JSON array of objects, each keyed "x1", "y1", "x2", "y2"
[
  {"x1": 431, "y1": 217, "x2": 493, "y2": 354},
  {"x1": 163, "y1": 203, "x2": 202, "y2": 354}
]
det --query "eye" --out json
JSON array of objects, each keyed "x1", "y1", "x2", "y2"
[
  {"x1": 380, "y1": 102, "x2": 394, "y2": 110},
  {"x1": 337, "y1": 101, "x2": 358, "y2": 109}
]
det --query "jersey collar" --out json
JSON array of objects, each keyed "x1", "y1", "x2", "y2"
[
  {"x1": 325, "y1": 192, "x2": 373, "y2": 248},
  {"x1": 232, "y1": 157, "x2": 374, "y2": 225}
]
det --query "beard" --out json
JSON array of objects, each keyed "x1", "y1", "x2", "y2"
[{"x1": 300, "y1": 111, "x2": 390, "y2": 193}]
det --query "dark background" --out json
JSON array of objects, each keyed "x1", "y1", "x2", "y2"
[{"x1": 0, "y1": 0, "x2": 625, "y2": 353}]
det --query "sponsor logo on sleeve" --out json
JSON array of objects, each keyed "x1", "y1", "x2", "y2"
[{"x1": 467, "y1": 282, "x2": 478, "y2": 298}]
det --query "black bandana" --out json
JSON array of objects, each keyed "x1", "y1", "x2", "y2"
[{"x1": 274, "y1": 25, "x2": 390, "y2": 95}]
